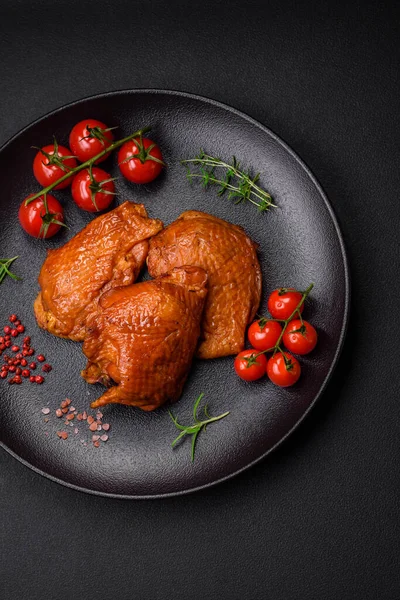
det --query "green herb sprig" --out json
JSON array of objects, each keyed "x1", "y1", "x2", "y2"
[
  {"x1": 0, "y1": 257, "x2": 21, "y2": 285},
  {"x1": 181, "y1": 150, "x2": 275, "y2": 212},
  {"x1": 169, "y1": 393, "x2": 230, "y2": 462}
]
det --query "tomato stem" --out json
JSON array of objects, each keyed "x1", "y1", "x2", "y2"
[
  {"x1": 25, "y1": 126, "x2": 152, "y2": 206},
  {"x1": 251, "y1": 283, "x2": 314, "y2": 368},
  {"x1": 117, "y1": 132, "x2": 166, "y2": 167}
]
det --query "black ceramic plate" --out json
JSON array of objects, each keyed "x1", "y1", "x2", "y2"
[{"x1": 0, "y1": 90, "x2": 349, "y2": 498}]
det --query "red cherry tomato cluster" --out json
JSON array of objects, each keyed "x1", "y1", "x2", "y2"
[
  {"x1": 19, "y1": 119, "x2": 164, "y2": 238},
  {"x1": 234, "y1": 286, "x2": 317, "y2": 387}
]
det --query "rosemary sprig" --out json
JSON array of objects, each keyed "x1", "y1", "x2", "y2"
[
  {"x1": 181, "y1": 150, "x2": 275, "y2": 212},
  {"x1": 169, "y1": 393, "x2": 230, "y2": 462},
  {"x1": 0, "y1": 257, "x2": 21, "y2": 285},
  {"x1": 245, "y1": 283, "x2": 314, "y2": 370},
  {"x1": 25, "y1": 125, "x2": 152, "y2": 206}
]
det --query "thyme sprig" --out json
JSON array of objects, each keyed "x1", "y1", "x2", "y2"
[
  {"x1": 0, "y1": 257, "x2": 21, "y2": 285},
  {"x1": 169, "y1": 393, "x2": 230, "y2": 462},
  {"x1": 181, "y1": 150, "x2": 275, "y2": 212},
  {"x1": 245, "y1": 283, "x2": 314, "y2": 370}
]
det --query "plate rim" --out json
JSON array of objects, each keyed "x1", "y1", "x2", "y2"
[{"x1": 0, "y1": 88, "x2": 351, "y2": 499}]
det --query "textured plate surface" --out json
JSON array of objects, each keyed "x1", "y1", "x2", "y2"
[{"x1": 0, "y1": 90, "x2": 349, "y2": 498}]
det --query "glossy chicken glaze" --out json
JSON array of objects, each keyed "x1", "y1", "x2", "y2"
[
  {"x1": 147, "y1": 211, "x2": 262, "y2": 359},
  {"x1": 82, "y1": 266, "x2": 208, "y2": 411},
  {"x1": 34, "y1": 202, "x2": 163, "y2": 341}
]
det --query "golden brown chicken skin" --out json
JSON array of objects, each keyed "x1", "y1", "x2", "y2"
[
  {"x1": 147, "y1": 211, "x2": 261, "y2": 359},
  {"x1": 34, "y1": 202, "x2": 163, "y2": 341},
  {"x1": 82, "y1": 266, "x2": 208, "y2": 411}
]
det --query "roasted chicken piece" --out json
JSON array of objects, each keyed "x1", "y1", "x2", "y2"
[
  {"x1": 82, "y1": 266, "x2": 208, "y2": 411},
  {"x1": 147, "y1": 211, "x2": 262, "y2": 359},
  {"x1": 34, "y1": 202, "x2": 163, "y2": 341}
]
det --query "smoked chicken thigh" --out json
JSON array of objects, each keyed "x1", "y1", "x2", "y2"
[
  {"x1": 82, "y1": 266, "x2": 208, "y2": 411},
  {"x1": 147, "y1": 211, "x2": 262, "y2": 359},
  {"x1": 34, "y1": 202, "x2": 163, "y2": 341}
]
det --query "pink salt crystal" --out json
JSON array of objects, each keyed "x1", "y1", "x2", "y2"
[
  {"x1": 97, "y1": 424, "x2": 102, "y2": 431},
  {"x1": 74, "y1": 428, "x2": 79, "y2": 434},
  {"x1": 41, "y1": 407, "x2": 50, "y2": 415},
  {"x1": 102, "y1": 423, "x2": 110, "y2": 431},
  {"x1": 100, "y1": 434, "x2": 109, "y2": 442},
  {"x1": 96, "y1": 412, "x2": 103, "y2": 419},
  {"x1": 92, "y1": 435, "x2": 100, "y2": 442},
  {"x1": 55, "y1": 408, "x2": 63, "y2": 418}
]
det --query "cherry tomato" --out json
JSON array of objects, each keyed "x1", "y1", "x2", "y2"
[
  {"x1": 69, "y1": 119, "x2": 114, "y2": 164},
  {"x1": 118, "y1": 137, "x2": 164, "y2": 184},
  {"x1": 19, "y1": 194, "x2": 64, "y2": 239},
  {"x1": 267, "y1": 288, "x2": 304, "y2": 321},
  {"x1": 71, "y1": 167, "x2": 115, "y2": 212},
  {"x1": 33, "y1": 141, "x2": 77, "y2": 189},
  {"x1": 248, "y1": 319, "x2": 282, "y2": 351},
  {"x1": 267, "y1": 352, "x2": 301, "y2": 387},
  {"x1": 234, "y1": 349, "x2": 267, "y2": 382},
  {"x1": 282, "y1": 319, "x2": 318, "y2": 355}
]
